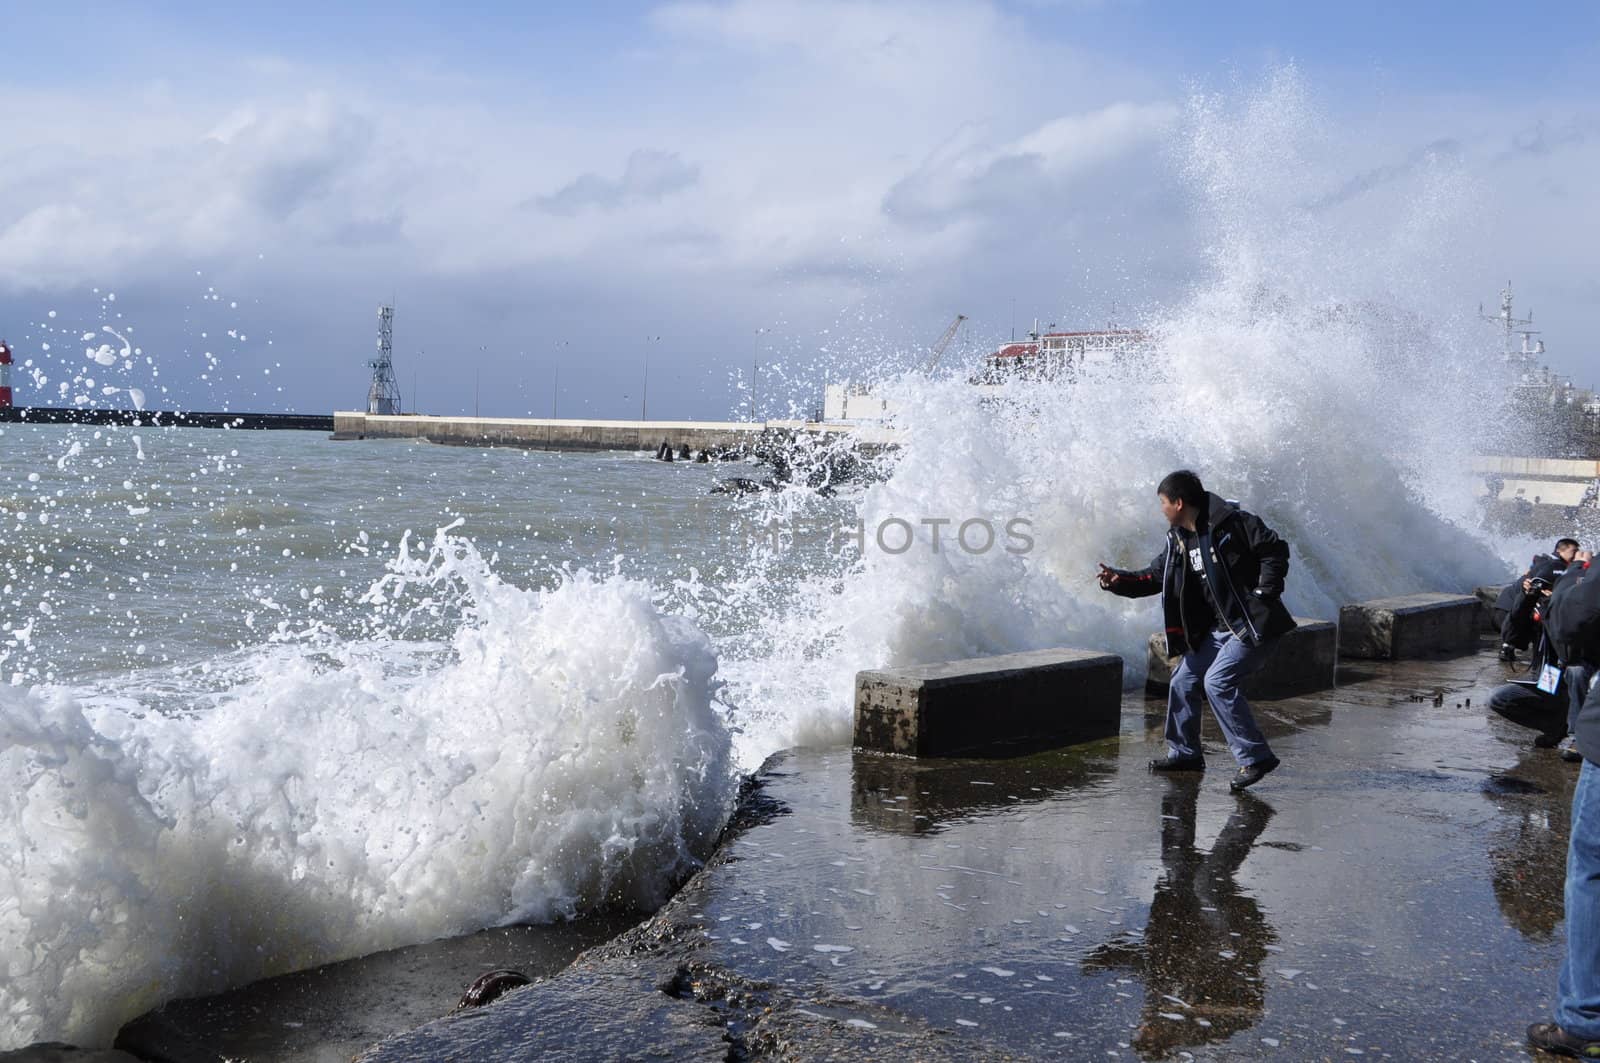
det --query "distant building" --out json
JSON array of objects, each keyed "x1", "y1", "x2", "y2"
[
  {"x1": 822, "y1": 382, "x2": 898, "y2": 422},
  {"x1": 972, "y1": 328, "x2": 1147, "y2": 383},
  {"x1": 820, "y1": 324, "x2": 1148, "y2": 424}
]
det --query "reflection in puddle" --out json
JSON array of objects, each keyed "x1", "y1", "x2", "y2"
[
  {"x1": 1485, "y1": 749, "x2": 1575, "y2": 943},
  {"x1": 1084, "y1": 777, "x2": 1277, "y2": 1059},
  {"x1": 848, "y1": 747, "x2": 1114, "y2": 834}
]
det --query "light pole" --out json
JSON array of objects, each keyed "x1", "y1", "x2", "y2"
[
  {"x1": 475, "y1": 345, "x2": 485, "y2": 418},
  {"x1": 752, "y1": 327, "x2": 768, "y2": 423},
  {"x1": 517, "y1": 351, "x2": 527, "y2": 415},
  {"x1": 551, "y1": 340, "x2": 567, "y2": 419},
  {"x1": 642, "y1": 335, "x2": 658, "y2": 421}
]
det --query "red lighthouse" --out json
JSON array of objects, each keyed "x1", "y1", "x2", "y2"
[{"x1": 0, "y1": 339, "x2": 12, "y2": 409}]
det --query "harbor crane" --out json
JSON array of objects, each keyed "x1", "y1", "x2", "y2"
[{"x1": 922, "y1": 314, "x2": 968, "y2": 373}]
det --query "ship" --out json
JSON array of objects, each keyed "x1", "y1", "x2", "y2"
[
  {"x1": 820, "y1": 318, "x2": 1147, "y2": 423},
  {"x1": 971, "y1": 323, "x2": 1147, "y2": 384}
]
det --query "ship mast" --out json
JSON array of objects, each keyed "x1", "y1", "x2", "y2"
[{"x1": 1480, "y1": 282, "x2": 1536, "y2": 365}]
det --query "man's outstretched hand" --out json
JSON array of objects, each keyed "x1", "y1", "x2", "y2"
[{"x1": 1096, "y1": 563, "x2": 1121, "y2": 590}]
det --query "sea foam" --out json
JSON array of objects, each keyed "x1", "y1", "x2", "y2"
[
  {"x1": 0, "y1": 527, "x2": 736, "y2": 1047},
  {"x1": 713, "y1": 70, "x2": 1509, "y2": 758}
]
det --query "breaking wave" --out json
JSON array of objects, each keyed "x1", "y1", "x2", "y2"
[
  {"x1": 0, "y1": 527, "x2": 736, "y2": 1047},
  {"x1": 714, "y1": 69, "x2": 1507, "y2": 756}
]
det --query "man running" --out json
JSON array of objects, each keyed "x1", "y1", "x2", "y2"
[{"x1": 1097, "y1": 469, "x2": 1297, "y2": 791}]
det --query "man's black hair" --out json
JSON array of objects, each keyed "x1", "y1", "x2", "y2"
[
  {"x1": 1157, "y1": 469, "x2": 1206, "y2": 508},
  {"x1": 1556, "y1": 538, "x2": 1581, "y2": 553}
]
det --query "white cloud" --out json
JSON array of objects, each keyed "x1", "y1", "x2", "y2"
[
  {"x1": 535, "y1": 150, "x2": 701, "y2": 216},
  {"x1": 884, "y1": 101, "x2": 1179, "y2": 228},
  {"x1": 0, "y1": 2, "x2": 1157, "y2": 298},
  {"x1": 0, "y1": 92, "x2": 387, "y2": 288}
]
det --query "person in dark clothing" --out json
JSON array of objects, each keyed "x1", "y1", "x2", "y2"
[
  {"x1": 1489, "y1": 676, "x2": 1565, "y2": 742},
  {"x1": 1498, "y1": 539, "x2": 1579, "y2": 662},
  {"x1": 1491, "y1": 540, "x2": 1589, "y2": 760},
  {"x1": 1527, "y1": 549, "x2": 1600, "y2": 1055},
  {"x1": 1097, "y1": 470, "x2": 1297, "y2": 792},
  {"x1": 1488, "y1": 659, "x2": 1590, "y2": 759}
]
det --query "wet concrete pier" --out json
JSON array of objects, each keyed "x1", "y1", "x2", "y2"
[{"x1": 357, "y1": 644, "x2": 1575, "y2": 1061}]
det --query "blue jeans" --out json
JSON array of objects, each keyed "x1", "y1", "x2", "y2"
[
  {"x1": 1167, "y1": 630, "x2": 1276, "y2": 768},
  {"x1": 1558, "y1": 757, "x2": 1600, "y2": 1039}
]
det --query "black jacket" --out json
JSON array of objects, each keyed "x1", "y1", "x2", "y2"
[
  {"x1": 1544, "y1": 560, "x2": 1600, "y2": 765},
  {"x1": 1107, "y1": 492, "x2": 1297, "y2": 656},
  {"x1": 1497, "y1": 553, "x2": 1570, "y2": 649}
]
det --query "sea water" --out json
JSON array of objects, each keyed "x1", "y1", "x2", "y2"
[
  {"x1": 0, "y1": 436, "x2": 755, "y2": 1045},
  {"x1": 1, "y1": 70, "x2": 1520, "y2": 1047}
]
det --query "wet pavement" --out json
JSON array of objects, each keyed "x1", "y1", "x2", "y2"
[{"x1": 362, "y1": 645, "x2": 1578, "y2": 1061}]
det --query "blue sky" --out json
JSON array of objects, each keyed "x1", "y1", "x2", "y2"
[
  {"x1": 10, "y1": 2, "x2": 1593, "y2": 92},
  {"x1": 0, "y1": 1, "x2": 1596, "y2": 418}
]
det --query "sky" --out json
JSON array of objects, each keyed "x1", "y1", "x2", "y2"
[{"x1": 0, "y1": 0, "x2": 1596, "y2": 420}]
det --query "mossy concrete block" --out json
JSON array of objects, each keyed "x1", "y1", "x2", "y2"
[
  {"x1": 854, "y1": 649, "x2": 1122, "y2": 757},
  {"x1": 1339, "y1": 593, "x2": 1481, "y2": 659}
]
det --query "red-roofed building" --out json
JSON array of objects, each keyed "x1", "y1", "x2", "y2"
[{"x1": 975, "y1": 328, "x2": 1146, "y2": 382}]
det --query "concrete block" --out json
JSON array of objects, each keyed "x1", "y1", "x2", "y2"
[
  {"x1": 1338, "y1": 592, "x2": 1481, "y2": 659},
  {"x1": 1475, "y1": 584, "x2": 1510, "y2": 634},
  {"x1": 854, "y1": 649, "x2": 1122, "y2": 757},
  {"x1": 1145, "y1": 618, "x2": 1337, "y2": 698}
]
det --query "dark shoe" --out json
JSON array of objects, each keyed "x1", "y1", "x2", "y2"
[
  {"x1": 1526, "y1": 1021, "x2": 1600, "y2": 1057},
  {"x1": 1230, "y1": 755, "x2": 1281, "y2": 792},
  {"x1": 1561, "y1": 735, "x2": 1585, "y2": 763},
  {"x1": 1536, "y1": 732, "x2": 1565, "y2": 749},
  {"x1": 1148, "y1": 754, "x2": 1205, "y2": 773},
  {"x1": 1500, "y1": 643, "x2": 1517, "y2": 662}
]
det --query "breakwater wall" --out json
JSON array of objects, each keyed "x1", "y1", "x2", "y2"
[
  {"x1": 331, "y1": 411, "x2": 899, "y2": 454},
  {"x1": 1473, "y1": 454, "x2": 1600, "y2": 508},
  {"x1": 0, "y1": 406, "x2": 334, "y2": 432}
]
